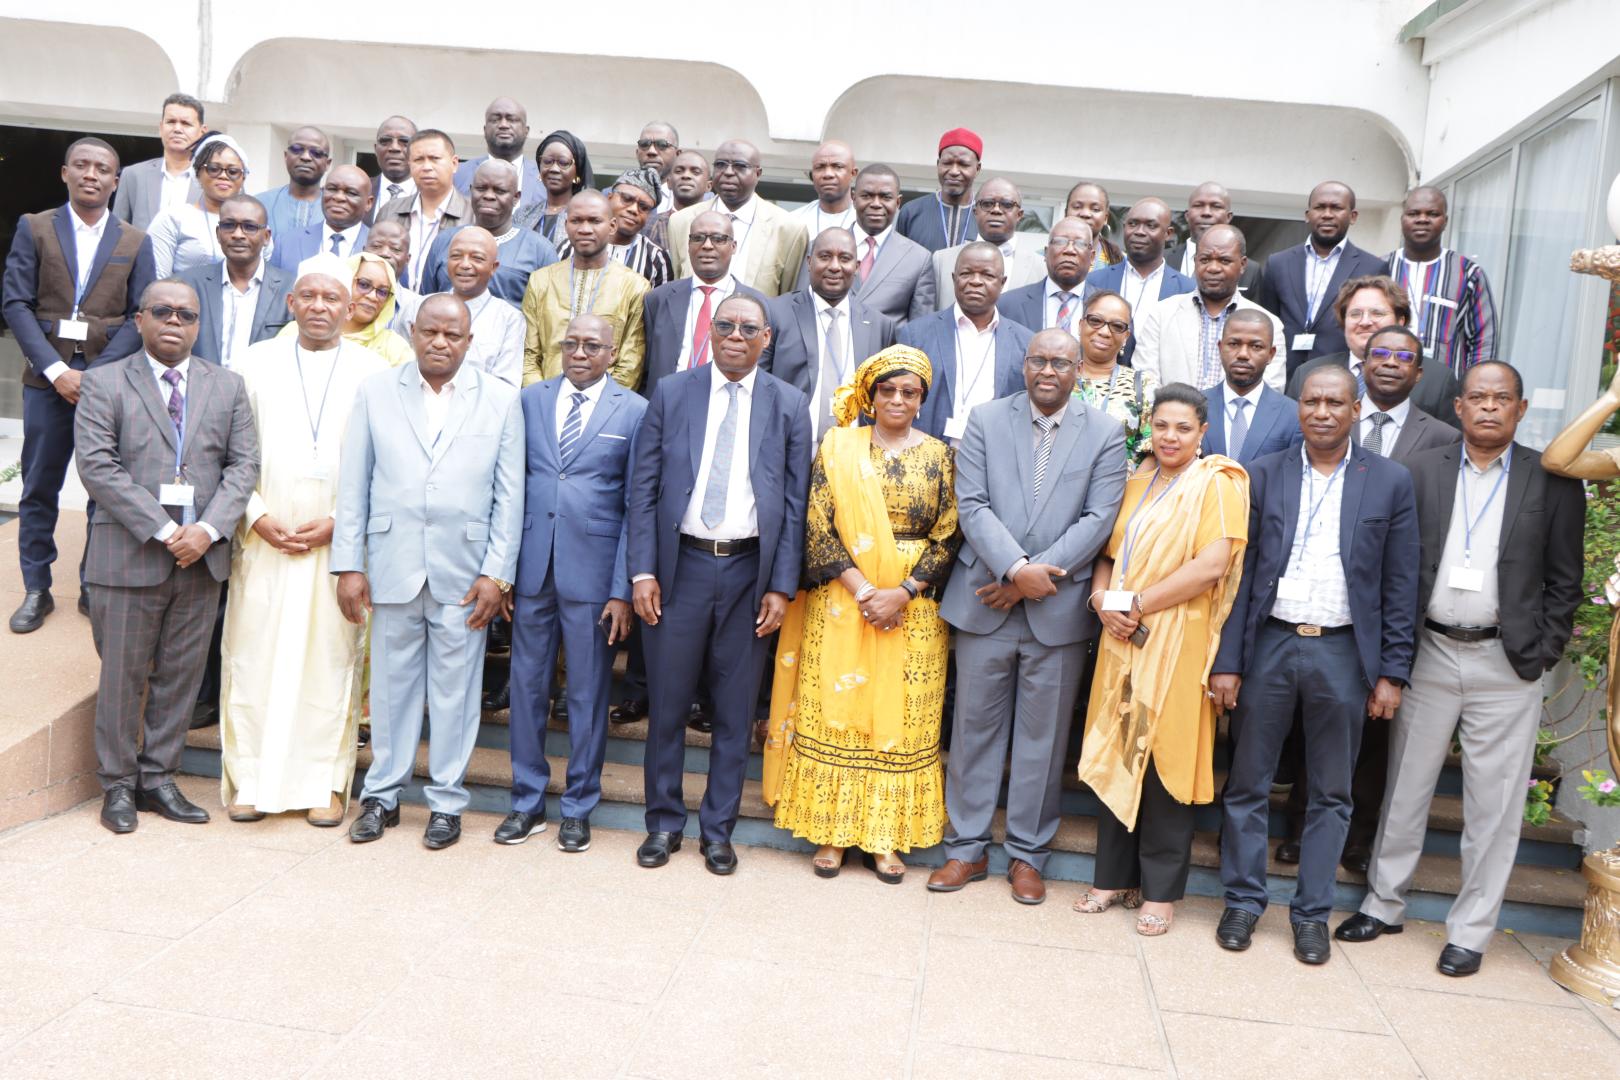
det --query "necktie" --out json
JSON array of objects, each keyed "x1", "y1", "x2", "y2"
[
  {"x1": 162, "y1": 367, "x2": 184, "y2": 437},
  {"x1": 1228, "y1": 398, "x2": 1250, "y2": 460},
  {"x1": 1353, "y1": 362, "x2": 1367, "y2": 399},
  {"x1": 701, "y1": 382, "x2": 741, "y2": 529},
  {"x1": 1032, "y1": 414, "x2": 1055, "y2": 503},
  {"x1": 388, "y1": 183, "x2": 403, "y2": 201},
  {"x1": 859, "y1": 237, "x2": 876, "y2": 285},
  {"x1": 328, "y1": 231, "x2": 344, "y2": 255},
  {"x1": 1365, "y1": 411, "x2": 1392, "y2": 456},
  {"x1": 1054, "y1": 290, "x2": 1077, "y2": 333},
  {"x1": 817, "y1": 308, "x2": 843, "y2": 435},
  {"x1": 691, "y1": 285, "x2": 716, "y2": 367},
  {"x1": 558, "y1": 391, "x2": 587, "y2": 459}
]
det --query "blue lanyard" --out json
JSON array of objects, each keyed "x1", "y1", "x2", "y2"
[
  {"x1": 936, "y1": 194, "x2": 969, "y2": 247},
  {"x1": 1117, "y1": 469, "x2": 1181, "y2": 585},
  {"x1": 1459, "y1": 447, "x2": 1511, "y2": 567},
  {"x1": 569, "y1": 261, "x2": 606, "y2": 316},
  {"x1": 1291, "y1": 454, "x2": 1347, "y2": 562}
]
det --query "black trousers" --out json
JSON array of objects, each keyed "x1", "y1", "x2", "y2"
[{"x1": 1092, "y1": 755, "x2": 1196, "y2": 902}]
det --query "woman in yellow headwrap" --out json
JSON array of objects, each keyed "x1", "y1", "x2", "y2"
[
  {"x1": 279, "y1": 252, "x2": 413, "y2": 367},
  {"x1": 764, "y1": 346, "x2": 961, "y2": 882}
]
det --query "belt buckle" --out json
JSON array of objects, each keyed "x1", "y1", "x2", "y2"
[
  {"x1": 713, "y1": 540, "x2": 730, "y2": 557},
  {"x1": 1296, "y1": 624, "x2": 1322, "y2": 638}
]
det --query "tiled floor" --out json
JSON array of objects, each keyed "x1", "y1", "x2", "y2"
[{"x1": 1, "y1": 775, "x2": 1616, "y2": 1079}]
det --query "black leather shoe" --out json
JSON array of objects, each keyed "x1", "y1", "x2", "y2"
[
  {"x1": 1275, "y1": 839, "x2": 1301, "y2": 864},
  {"x1": 487, "y1": 618, "x2": 512, "y2": 652},
  {"x1": 9, "y1": 590, "x2": 53, "y2": 634},
  {"x1": 557, "y1": 817, "x2": 591, "y2": 852},
  {"x1": 1340, "y1": 845, "x2": 1372, "y2": 873},
  {"x1": 687, "y1": 703, "x2": 712, "y2": 734},
  {"x1": 190, "y1": 699, "x2": 219, "y2": 730},
  {"x1": 77, "y1": 593, "x2": 89, "y2": 616},
  {"x1": 423, "y1": 812, "x2": 461, "y2": 849},
  {"x1": 637, "y1": 830, "x2": 683, "y2": 867},
  {"x1": 1216, "y1": 908, "x2": 1259, "y2": 951},
  {"x1": 348, "y1": 797, "x2": 399, "y2": 842},
  {"x1": 493, "y1": 810, "x2": 545, "y2": 844},
  {"x1": 100, "y1": 784, "x2": 137, "y2": 834},
  {"x1": 1437, "y1": 943, "x2": 1483, "y2": 977},
  {"x1": 1293, "y1": 920, "x2": 1332, "y2": 965},
  {"x1": 702, "y1": 840, "x2": 738, "y2": 875},
  {"x1": 610, "y1": 698, "x2": 648, "y2": 725},
  {"x1": 1335, "y1": 912, "x2": 1403, "y2": 943},
  {"x1": 134, "y1": 781, "x2": 210, "y2": 823},
  {"x1": 482, "y1": 681, "x2": 510, "y2": 712}
]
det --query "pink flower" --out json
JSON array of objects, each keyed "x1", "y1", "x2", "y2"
[
  {"x1": 1600, "y1": 778, "x2": 1618, "y2": 794},
  {"x1": 1592, "y1": 595, "x2": 1609, "y2": 606}
]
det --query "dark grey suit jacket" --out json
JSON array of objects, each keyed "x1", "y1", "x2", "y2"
[
  {"x1": 178, "y1": 261, "x2": 296, "y2": 365},
  {"x1": 1287, "y1": 351, "x2": 1462, "y2": 430},
  {"x1": 1382, "y1": 406, "x2": 1460, "y2": 463},
  {"x1": 112, "y1": 158, "x2": 202, "y2": 231},
  {"x1": 852, "y1": 230, "x2": 932, "y2": 326},
  {"x1": 758, "y1": 289, "x2": 897, "y2": 398}
]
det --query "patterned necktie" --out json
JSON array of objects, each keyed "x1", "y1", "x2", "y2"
[
  {"x1": 1054, "y1": 291, "x2": 1077, "y2": 333},
  {"x1": 558, "y1": 391, "x2": 587, "y2": 459},
  {"x1": 1228, "y1": 398, "x2": 1250, "y2": 460},
  {"x1": 1032, "y1": 414, "x2": 1056, "y2": 503},
  {"x1": 1353, "y1": 361, "x2": 1367, "y2": 399},
  {"x1": 328, "y1": 231, "x2": 344, "y2": 255},
  {"x1": 859, "y1": 237, "x2": 877, "y2": 284},
  {"x1": 1364, "y1": 411, "x2": 1392, "y2": 456},
  {"x1": 817, "y1": 308, "x2": 843, "y2": 435},
  {"x1": 161, "y1": 367, "x2": 184, "y2": 438},
  {"x1": 387, "y1": 183, "x2": 403, "y2": 201},
  {"x1": 691, "y1": 285, "x2": 716, "y2": 367},
  {"x1": 701, "y1": 382, "x2": 741, "y2": 528}
]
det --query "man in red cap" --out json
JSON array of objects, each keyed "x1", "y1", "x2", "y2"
[{"x1": 896, "y1": 128, "x2": 982, "y2": 253}]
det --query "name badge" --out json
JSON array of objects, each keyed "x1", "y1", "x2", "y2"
[
  {"x1": 1291, "y1": 333, "x2": 1316, "y2": 353},
  {"x1": 1426, "y1": 294, "x2": 1458, "y2": 309},
  {"x1": 1276, "y1": 576, "x2": 1311, "y2": 602},
  {"x1": 58, "y1": 318, "x2": 90, "y2": 342},
  {"x1": 1101, "y1": 590, "x2": 1135, "y2": 612},
  {"x1": 943, "y1": 415, "x2": 968, "y2": 442},
  {"x1": 159, "y1": 483, "x2": 195, "y2": 508},
  {"x1": 302, "y1": 461, "x2": 331, "y2": 481},
  {"x1": 1448, "y1": 566, "x2": 1485, "y2": 592}
]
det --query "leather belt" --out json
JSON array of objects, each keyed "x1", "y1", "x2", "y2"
[
  {"x1": 680, "y1": 534, "x2": 760, "y2": 557},
  {"x1": 1268, "y1": 617, "x2": 1352, "y2": 638},
  {"x1": 1424, "y1": 617, "x2": 1500, "y2": 642}
]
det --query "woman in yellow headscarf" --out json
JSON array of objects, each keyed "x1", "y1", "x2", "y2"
[
  {"x1": 280, "y1": 252, "x2": 413, "y2": 367},
  {"x1": 764, "y1": 346, "x2": 960, "y2": 883}
]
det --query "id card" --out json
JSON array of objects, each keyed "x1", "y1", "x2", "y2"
[
  {"x1": 1426, "y1": 294, "x2": 1458, "y2": 310},
  {"x1": 943, "y1": 415, "x2": 968, "y2": 442},
  {"x1": 1101, "y1": 590, "x2": 1135, "y2": 612},
  {"x1": 1447, "y1": 566, "x2": 1485, "y2": 592},
  {"x1": 158, "y1": 483, "x2": 195, "y2": 508},
  {"x1": 58, "y1": 318, "x2": 89, "y2": 342},
  {"x1": 1291, "y1": 333, "x2": 1316, "y2": 352},
  {"x1": 302, "y1": 458, "x2": 331, "y2": 481},
  {"x1": 1276, "y1": 576, "x2": 1311, "y2": 602}
]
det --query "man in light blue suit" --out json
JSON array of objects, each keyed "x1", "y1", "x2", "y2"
[
  {"x1": 1200, "y1": 310, "x2": 1302, "y2": 463},
  {"x1": 332, "y1": 294, "x2": 525, "y2": 851},
  {"x1": 1084, "y1": 198, "x2": 1195, "y2": 365},
  {"x1": 451, "y1": 98, "x2": 546, "y2": 213},
  {"x1": 495, "y1": 315, "x2": 646, "y2": 853}
]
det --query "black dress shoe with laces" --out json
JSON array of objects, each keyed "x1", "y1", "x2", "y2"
[
  {"x1": 100, "y1": 784, "x2": 137, "y2": 834},
  {"x1": 687, "y1": 703, "x2": 712, "y2": 733},
  {"x1": 557, "y1": 818, "x2": 591, "y2": 852},
  {"x1": 610, "y1": 698, "x2": 648, "y2": 725},
  {"x1": 135, "y1": 782, "x2": 210, "y2": 823},
  {"x1": 482, "y1": 681, "x2": 510, "y2": 713},
  {"x1": 1274, "y1": 839, "x2": 1301, "y2": 864},
  {"x1": 637, "y1": 830, "x2": 682, "y2": 867},
  {"x1": 1335, "y1": 912, "x2": 1403, "y2": 943},
  {"x1": 77, "y1": 593, "x2": 90, "y2": 616},
  {"x1": 9, "y1": 590, "x2": 53, "y2": 634},
  {"x1": 1437, "y1": 943, "x2": 1483, "y2": 977},
  {"x1": 1216, "y1": 908, "x2": 1259, "y2": 951},
  {"x1": 493, "y1": 810, "x2": 546, "y2": 844},
  {"x1": 423, "y1": 812, "x2": 461, "y2": 849},
  {"x1": 348, "y1": 797, "x2": 399, "y2": 842},
  {"x1": 701, "y1": 840, "x2": 737, "y2": 876},
  {"x1": 1293, "y1": 920, "x2": 1332, "y2": 965},
  {"x1": 1340, "y1": 845, "x2": 1372, "y2": 873}
]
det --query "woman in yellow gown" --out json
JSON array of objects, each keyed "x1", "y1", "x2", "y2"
[{"x1": 764, "y1": 347, "x2": 961, "y2": 882}]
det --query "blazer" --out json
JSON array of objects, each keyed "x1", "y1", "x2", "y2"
[
  {"x1": 1377, "y1": 405, "x2": 1461, "y2": 463},
  {"x1": 269, "y1": 220, "x2": 369, "y2": 273},
  {"x1": 626, "y1": 366, "x2": 811, "y2": 607},
  {"x1": 179, "y1": 260, "x2": 296, "y2": 365},
  {"x1": 1255, "y1": 240, "x2": 1387, "y2": 376},
  {"x1": 896, "y1": 308, "x2": 1033, "y2": 440},
  {"x1": 74, "y1": 354, "x2": 260, "y2": 586},
  {"x1": 367, "y1": 175, "x2": 412, "y2": 226},
  {"x1": 373, "y1": 188, "x2": 477, "y2": 284},
  {"x1": 111, "y1": 157, "x2": 202, "y2": 231},
  {"x1": 921, "y1": 234, "x2": 1049, "y2": 313},
  {"x1": 452, "y1": 154, "x2": 547, "y2": 212},
  {"x1": 666, "y1": 197, "x2": 808, "y2": 298},
  {"x1": 1212, "y1": 443, "x2": 1420, "y2": 689},
  {"x1": 758, "y1": 289, "x2": 897, "y2": 398},
  {"x1": 1133, "y1": 291, "x2": 1287, "y2": 393},
  {"x1": 516, "y1": 376, "x2": 647, "y2": 604},
  {"x1": 1166, "y1": 241, "x2": 1266, "y2": 297},
  {"x1": 1405, "y1": 441, "x2": 1584, "y2": 680},
  {"x1": 639, "y1": 276, "x2": 768, "y2": 396},
  {"x1": 939, "y1": 392, "x2": 1129, "y2": 646},
  {"x1": 1199, "y1": 383, "x2": 1302, "y2": 464},
  {"x1": 330, "y1": 362, "x2": 524, "y2": 604},
  {"x1": 1287, "y1": 351, "x2": 1462, "y2": 430},
  {"x1": 995, "y1": 277, "x2": 1096, "y2": 334},
  {"x1": 852, "y1": 229, "x2": 932, "y2": 326},
  {"x1": 1083, "y1": 259, "x2": 1197, "y2": 364}
]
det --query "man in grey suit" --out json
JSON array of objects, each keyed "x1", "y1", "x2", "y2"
[
  {"x1": 74, "y1": 278, "x2": 260, "y2": 833},
  {"x1": 919, "y1": 178, "x2": 1048, "y2": 313},
  {"x1": 929, "y1": 329, "x2": 1128, "y2": 904},
  {"x1": 849, "y1": 165, "x2": 932, "y2": 326},
  {"x1": 333, "y1": 294, "x2": 524, "y2": 850},
  {"x1": 112, "y1": 94, "x2": 205, "y2": 230},
  {"x1": 180, "y1": 194, "x2": 293, "y2": 366}
]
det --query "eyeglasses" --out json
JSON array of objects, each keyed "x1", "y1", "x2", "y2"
[
  {"x1": 975, "y1": 198, "x2": 1020, "y2": 212},
  {"x1": 1366, "y1": 346, "x2": 1419, "y2": 365},
  {"x1": 287, "y1": 143, "x2": 330, "y2": 160},
  {"x1": 689, "y1": 232, "x2": 735, "y2": 247},
  {"x1": 1025, "y1": 357, "x2": 1076, "y2": 374},
  {"x1": 375, "y1": 136, "x2": 410, "y2": 146},
  {"x1": 561, "y1": 339, "x2": 608, "y2": 357},
  {"x1": 711, "y1": 319, "x2": 764, "y2": 339},
  {"x1": 539, "y1": 155, "x2": 576, "y2": 171},
  {"x1": 712, "y1": 159, "x2": 756, "y2": 175},
  {"x1": 1083, "y1": 313, "x2": 1132, "y2": 336},
  {"x1": 201, "y1": 163, "x2": 245, "y2": 180},
  {"x1": 145, "y1": 304, "x2": 199, "y2": 324},
  {"x1": 1047, "y1": 237, "x2": 1093, "y2": 252},
  {"x1": 216, "y1": 219, "x2": 264, "y2": 235},
  {"x1": 1345, "y1": 307, "x2": 1394, "y2": 323},
  {"x1": 636, "y1": 138, "x2": 675, "y2": 152},
  {"x1": 352, "y1": 278, "x2": 393, "y2": 300}
]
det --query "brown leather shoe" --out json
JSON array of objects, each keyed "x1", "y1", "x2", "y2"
[
  {"x1": 1008, "y1": 859, "x2": 1046, "y2": 905},
  {"x1": 926, "y1": 857, "x2": 989, "y2": 892},
  {"x1": 307, "y1": 793, "x2": 345, "y2": 828}
]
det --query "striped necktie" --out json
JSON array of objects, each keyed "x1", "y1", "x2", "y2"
[
  {"x1": 558, "y1": 391, "x2": 587, "y2": 459},
  {"x1": 1032, "y1": 414, "x2": 1056, "y2": 503},
  {"x1": 1054, "y1": 291, "x2": 1076, "y2": 333}
]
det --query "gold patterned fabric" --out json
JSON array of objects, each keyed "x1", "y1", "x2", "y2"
[
  {"x1": 765, "y1": 428, "x2": 959, "y2": 851},
  {"x1": 519, "y1": 259, "x2": 648, "y2": 389}
]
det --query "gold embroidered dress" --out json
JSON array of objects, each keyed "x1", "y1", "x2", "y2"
[{"x1": 519, "y1": 258, "x2": 648, "y2": 389}]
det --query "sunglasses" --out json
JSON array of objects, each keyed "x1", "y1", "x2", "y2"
[
  {"x1": 636, "y1": 138, "x2": 675, "y2": 152},
  {"x1": 1366, "y1": 346, "x2": 1419, "y2": 364},
  {"x1": 975, "y1": 198, "x2": 1020, "y2": 212},
  {"x1": 287, "y1": 143, "x2": 330, "y2": 160},
  {"x1": 145, "y1": 304, "x2": 199, "y2": 324},
  {"x1": 689, "y1": 232, "x2": 735, "y2": 248},
  {"x1": 201, "y1": 163, "x2": 245, "y2": 180},
  {"x1": 711, "y1": 319, "x2": 764, "y2": 340},
  {"x1": 217, "y1": 219, "x2": 264, "y2": 235},
  {"x1": 1083, "y1": 313, "x2": 1132, "y2": 336},
  {"x1": 562, "y1": 339, "x2": 608, "y2": 357}
]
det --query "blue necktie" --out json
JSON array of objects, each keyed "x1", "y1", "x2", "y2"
[
  {"x1": 328, "y1": 231, "x2": 344, "y2": 255},
  {"x1": 1228, "y1": 398, "x2": 1250, "y2": 460},
  {"x1": 558, "y1": 391, "x2": 586, "y2": 459}
]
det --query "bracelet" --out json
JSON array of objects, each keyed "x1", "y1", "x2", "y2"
[
  {"x1": 1088, "y1": 590, "x2": 1105, "y2": 612},
  {"x1": 854, "y1": 582, "x2": 877, "y2": 603},
  {"x1": 900, "y1": 579, "x2": 919, "y2": 600}
]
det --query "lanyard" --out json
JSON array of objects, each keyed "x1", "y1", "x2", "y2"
[
  {"x1": 936, "y1": 194, "x2": 969, "y2": 247},
  {"x1": 1304, "y1": 244, "x2": 1337, "y2": 322},
  {"x1": 955, "y1": 323, "x2": 997, "y2": 414},
  {"x1": 1459, "y1": 447, "x2": 1511, "y2": 567},
  {"x1": 569, "y1": 261, "x2": 607, "y2": 316},
  {"x1": 1290, "y1": 454, "x2": 1347, "y2": 563},
  {"x1": 293, "y1": 343, "x2": 340, "y2": 455},
  {"x1": 1118, "y1": 469, "x2": 1181, "y2": 585}
]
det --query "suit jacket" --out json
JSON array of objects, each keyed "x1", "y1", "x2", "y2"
[
  {"x1": 1134, "y1": 291, "x2": 1286, "y2": 393},
  {"x1": 1287, "y1": 351, "x2": 1462, "y2": 430},
  {"x1": 996, "y1": 277, "x2": 1096, "y2": 333},
  {"x1": 1379, "y1": 405, "x2": 1460, "y2": 462},
  {"x1": 269, "y1": 220, "x2": 369, "y2": 273},
  {"x1": 111, "y1": 157, "x2": 202, "y2": 231},
  {"x1": 639, "y1": 276, "x2": 767, "y2": 396},
  {"x1": 666, "y1": 198, "x2": 808, "y2": 298},
  {"x1": 1083, "y1": 259, "x2": 1197, "y2": 364},
  {"x1": 1199, "y1": 383, "x2": 1302, "y2": 464},
  {"x1": 452, "y1": 154, "x2": 546, "y2": 212},
  {"x1": 939, "y1": 392, "x2": 1128, "y2": 646},
  {"x1": 626, "y1": 366, "x2": 811, "y2": 607},
  {"x1": 758, "y1": 289, "x2": 897, "y2": 398},
  {"x1": 516, "y1": 376, "x2": 647, "y2": 604},
  {"x1": 853, "y1": 229, "x2": 931, "y2": 325},
  {"x1": 367, "y1": 175, "x2": 412, "y2": 226},
  {"x1": 897, "y1": 308, "x2": 1033, "y2": 439},
  {"x1": 330, "y1": 362, "x2": 524, "y2": 604},
  {"x1": 894, "y1": 193, "x2": 979, "y2": 253},
  {"x1": 1213, "y1": 444, "x2": 1420, "y2": 689},
  {"x1": 921, "y1": 234, "x2": 1048, "y2": 313},
  {"x1": 1166, "y1": 241, "x2": 1265, "y2": 297},
  {"x1": 1405, "y1": 441, "x2": 1583, "y2": 680},
  {"x1": 74, "y1": 355, "x2": 260, "y2": 585},
  {"x1": 179, "y1": 260, "x2": 296, "y2": 365},
  {"x1": 373, "y1": 189, "x2": 477, "y2": 285},
  {"x1": 1255, "y1": 240, "x2": 1387, "y2": 376}
]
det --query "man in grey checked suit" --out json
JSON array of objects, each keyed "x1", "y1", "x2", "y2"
[
  {"x1": 929, "y1": 329, "x2": 1128, "y2": 904},
  {"x1": 333, "y1": 294, "x2": 524, "y2": 851},
  {"x1": 74, "y1": 278, "x2": 260, "y2": 834}
]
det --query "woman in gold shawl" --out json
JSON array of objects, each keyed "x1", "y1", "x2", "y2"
[
  {"x1": 280, "y1": 252, "x2": 413, "y2": 367},
  {"x1": 1074, "y1": 383, "x2": 1249, "y2": 935},
  {"x1": 764, "y1": 347, "x2": 961, "y2": 882}
]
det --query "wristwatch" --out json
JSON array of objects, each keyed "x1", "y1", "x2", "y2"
[{"x1": 489, "y1": 577, "x2": 513, "y2": 594}]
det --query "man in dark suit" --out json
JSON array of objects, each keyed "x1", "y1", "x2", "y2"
[
  {"x1": 367, "y1": 115, "x2": 417, "y2": 226},
  {"x1": 269, "y1": 164, "x2": 372, "y2": 272},
  {"x1": 1200, "y1": 310, "x2": 1301, "y2": 463},
  {"x1": 1210, "y1": 364, "x2": 1419, "y2": 965},
  {"x1": 1255, "y1": 182, "x2": 1387, "y2": 377},
  {"x1": 451, "y1": 97, "x2": 545, "y2": 213},
  {"x1": 4, "y1": 138, "x2": 155, "y2": 633},
  {"x1": 1084, "y1": 198, "x2": 1195, "y2": 364},
  {"x1": 641, "y1": 211, "x2": 767, "y2": 395},
  {"x1": 1338, "y1": 362, "x2": 1582, "y2": 976},
  {"x1": 1166, "y1": 182, "x2": 1264, "y2": 295},
  {"x1": 898, "y1": 242, "x2": 1032, "y2": 442},
  {"x1": 628, "y1": 294, "x2": 811, "y2": 875},
  {"x1": 111, "y1": 94, "x2": 205, "y2": 231},
  {"x1": 761, "y1": 228, "x2": 897, "y2": 442},
  {"x1": 496, "y1": 315, "x2": 647, "y2": 854},
  {"x1": 997, "y1": 217, "x2": 1096, "y2": 335},
  {"x1": 1355, "y1": 326, "x2": 1463, "y2": 462},
  {"x1": 850, "y1": 164, "x2": 932, "y2": 326},
  {"x1": 74, "y1": 278, "x2": 260, "y2": 833},
  {"x1": 180, "y1": 194, "x2": 293, "y2": 366}
]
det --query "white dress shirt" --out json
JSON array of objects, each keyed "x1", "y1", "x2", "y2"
[
  {"x1": 1121, "y1": 259, "x2": 1167, "y2": 323},
  {"x1": 159, "y1": 166, "x2": 194, "y2": 214},
  {"x1": 146, "y1": 353, "x2": 222, "y2": 544},
  {"x1": 1221, "y1": 381, "x2": 1264, "y2": 456},
  {"x1": 319, "y1": 221, "x2": 365, "y2": 259},
  {"x1": 462, "y1": 290, "x2": 526, "y2": 387},
  {"x1": 378, "y1": 175, "x2": 416, "y2": 209},
  {"x1": 1356, "y1": 395, "x2": 1411, "y2": 456},
  {"x1": 1427, "y1": 447, "x2": 1510, "y2": 627},
  {"x1": 951, "y1": 304, "x2": 1001, "y2": 422},
  {"x1": 43, "y1": 206, "x2": 111, "y2": 384},
  {"x1": 1270, "y1": 447, "x2": 1352, "y2": 627},
  {"x1": 219, "y1": 258, "x2": 267, "y2": 369},
  {"x1": 405, "y1": 193, "x2": 448, "y2": 288},
  {"x1": 1044, "y1": 275, "x2": 1084, "y2": 335},
  {"x1": 1178, "y1": 240, "x2": 1198, "y2": 277},
  {"x1": 1303, "y1": 237, "x2": 1347, "y2": 323},
  {"x1": 810, "y1": 291, "x2": 856, "y2": 439},
  {"x1": 420, "y1": 367, "x2": 460, "y2": 444},
  {"x1": 790, "y1": 200, "x2": 857, "y2": 237},
  {"x1": 681, "y1": 365, "x2": 758, "y2": 540},
  {"x1": 677, "y1": 274, "x2": 739, "y2": 371},
  {"x1": 554, "y1": 371, "x2": 609, "y2": 440}
]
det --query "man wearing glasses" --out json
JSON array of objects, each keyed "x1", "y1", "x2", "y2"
[
  {"x1": 260, "y1": 127, "x2": 332, "y2": 246},
  {"x1": 665, "y1": 138, "x2": 808, "y2": 298},
  {"x1": 922, "y1": 178, "x2": 1046, "y2": 312},
  {"x1": 996, "y1": 217, "x2": 1098, "y2": 335},
  {"x1": 180, "y1": 194, "x2": 294, "y2": 367},
  {"x1": 367, "y1": 116, "x2": 417, "y2": 226},
  {"x1": 633, "y1": 121, "x2": 682, "y2": 217}
]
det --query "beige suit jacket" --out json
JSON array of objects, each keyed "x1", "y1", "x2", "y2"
[{"x1": 665, "y1": 196, "x2": 808, "y2": 298}]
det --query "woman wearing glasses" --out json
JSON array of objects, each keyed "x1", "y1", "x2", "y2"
[
  {"x1": 521, "y1": 130, "x2": 594, "y2": 244},
  {"x1": 1075, "y1": 290, "x2": 1158, "y2": 467},
  {"x1": 147, "y1": 134, "x2": 251, "y2": 278}
]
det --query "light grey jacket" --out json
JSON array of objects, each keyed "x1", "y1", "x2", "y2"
[{"x1": 112, "y1": 157, "x2": 202, "y2": 232}]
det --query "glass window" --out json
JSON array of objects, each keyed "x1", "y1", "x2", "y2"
[{"x1": 1449, "y1": 152, "x2": 1512, "y2": 292}]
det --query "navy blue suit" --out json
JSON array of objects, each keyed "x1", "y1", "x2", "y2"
[
  {"x1": 269, "y1": 221, "x2": 368, "y2": 273},
  {"x1": 896, "y1": 308, "x2": 1032, "y2": 439},
  {"x1": 1254, "y1": 241, "x2": 1387, "y2": 378},
  {"x1": 1083, "y1": 260, "x2": 1196, "y2": 365},
  {"x1": 995, "y1": 278, "x2": 1096, "y2": 334},
  {"x1": 639, "y1": 278, "x2": 769, "y2": 397},
  {"x1": 1199, "y1": 384, "x2": 1302, "y2": 464},
  {"x1": 509, "y1": 376, "x2": 646, "y2": 821},
  {"x1": 627, "y1": 365, "x2": 810, "y2": 841}
]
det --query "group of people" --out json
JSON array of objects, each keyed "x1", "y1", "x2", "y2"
[{"x1": 0, "y1": 90, "x2": 1590, "y2": 980}]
